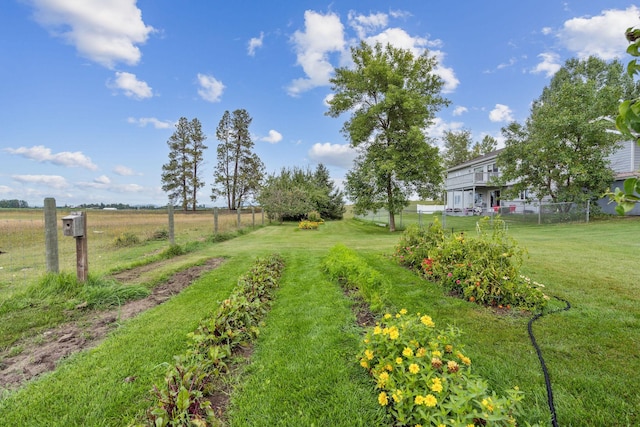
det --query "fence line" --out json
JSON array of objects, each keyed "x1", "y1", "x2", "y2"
[{"x1": 0, "y1": 206, "x2": 263, "y2": 291}]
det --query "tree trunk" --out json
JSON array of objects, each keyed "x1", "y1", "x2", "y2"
[
  {"x1": 386, "y1": 173, "x2": 396, "y2": 232},
  {"x1": 388, "y1": 211, "x2": 396, "y2": 232}
]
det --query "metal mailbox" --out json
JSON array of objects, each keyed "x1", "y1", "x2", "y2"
[{"x1": 62, "y1": 213, "x2": 84, "y2": 237}]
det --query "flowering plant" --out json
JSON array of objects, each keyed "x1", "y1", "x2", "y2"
[
  {"x1": 359, "y1": 310, "x2": 525, "y2": 426},
  {"x1": 395, "y1": 217, "x2": 547, "y2": 311}
]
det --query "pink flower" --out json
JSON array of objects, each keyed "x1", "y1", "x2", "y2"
[
  {"x1": 456, "y1": 280, "x2": 461, "y2": 284},
  {"x1": 447, "y1": 273, "x2": 453, "y2": 277}
]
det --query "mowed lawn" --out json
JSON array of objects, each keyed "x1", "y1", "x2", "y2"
[{"x1": 0, "y1": 217, "x2": 638, "y2": 426}]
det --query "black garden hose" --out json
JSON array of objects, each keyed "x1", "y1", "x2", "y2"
[{"x1": 527, "y1": 296, "x2": 571, "y2": 427}]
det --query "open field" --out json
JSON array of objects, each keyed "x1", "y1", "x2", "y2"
[
  {"x1": 0, "y1": 216, "x2": 638, "y2": 426},
  {"x1": 0, "y1": 208, "x2": 262, "y2": 296}
]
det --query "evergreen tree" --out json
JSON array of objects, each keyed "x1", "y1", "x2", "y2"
[{"x1": 211, "y1": 109, "x2": 265, "y2": 209}]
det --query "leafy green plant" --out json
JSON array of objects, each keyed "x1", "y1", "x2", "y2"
[
  {"x1": 322, "y1": 244, "x2": 389, "y2": 312},
  {"x1": 149, "y1": 229, "x2": 170, "y2": 241},
  {"x1": 359, "y1": 309, "x2": 528, "y2": 426},
  {"x1": 307, "y1": 210, "x2": 322, "y2": 222},
  {"x1": 395, "y1": 217, "x2": 547, "y2": 311},
  {"x1": 142, "y1": 254, "x2": 285, "y2": 426}
]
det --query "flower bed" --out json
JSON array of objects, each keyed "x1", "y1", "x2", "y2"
[
  {"x1": 395, "y1": 217, "x2": 547, "y2": 311},
  {"x1": 359, "y1": 309, "x2": 525, "y2": 426}
]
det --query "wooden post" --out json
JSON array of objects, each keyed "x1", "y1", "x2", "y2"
[
  {"x1": 213, "y1": 207, "x2": 219, "y2": 234},
  {"x1": 237, "y1": 209, "x2": 241, "y2": 228},
  {"x1": 43, "y1": 197, "x2": 59, "y2": 273},
  {"x1": 261, "y1": 208, "x2": 264, "y2": 225},
  {"x1": 75, "y1": 211, "x2": 88, "y2": 282},
  {"x1": 251, "y1": 206, "x2": 255, "y2": 228},
  {"x1": 168, "y1": 203, "x2": 175, "y2": 245}
]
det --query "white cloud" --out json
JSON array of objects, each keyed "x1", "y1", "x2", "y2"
[
  {"x1": 109, "y1": 71, "x2": 153, "y2": 99},
  {"x1": 113, "y1": 165, "x2": 138, "y2": 176},
  {"x1": 531, "y1": 52, "x2": 561, "y2": 77},
  {"x1": 5, "y1": 145, "x2": 98, "y2": 170},
  {"x1": 287, "y1": 11, "x2": 345, "y2": 96},
  {"x1": 260, "y1": 130, "x2": 283, "y2": 144},
  {"x1": 12, "y1": 174, "x2": 68, "y2": 189},
  {"x1": 197, "y1": 73, "x2": 225, "y2": 102},
  {"x1": 94, "y1": 175, "x2": 111, "y2": 185},
  {"x1": 0, "y1": 185, "x2": 12, "y2": 194},
  {"x1": 489, "y1": 104, "x2": 514, "y2": 123},
  {"x1": 248, "y1": 32, "x2": 264, "y2": 56},
  {"x1": 365, "y1": 28, "x2": 459, "y2": 93},
  {"x1": 127, "y1": 117, "x2": 172, "y2": 129},
  {"x1": 558, "y1": 6, "x2": 640, "y2": 60},
  {"x1": 29, "y1": 0, "x2": 154, "y2": 68},
  {"x1": 452, "y1": 106, "x2": 468, "y2": 116},
  {"x1": 541, "y1": 27, "x2": 553, "y2": 35},
  {"x1": 348, "y1": 11, "x2": 388, "y2": 38},
  {"x1": 426, "y1": 117, "x2": 464, "y2": 143},
  {"x1": 308, "y1": 142, "x2": 357, "y2": 169},
  {"x1": 496, "y1": 57, "x2": 517, "y2": 70}
]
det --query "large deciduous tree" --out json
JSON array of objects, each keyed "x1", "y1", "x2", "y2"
[
  {"x1": 211, "y1": 109, "x2": 265, "y2": 210},
  {"x1": 161, "y1": 117, "x2": 207, "y2": 211},
  {"x1": 327, "y1": 41, "x2": 449, "y2": 231},
  {"x1": 498, "y1": 56, "x2": 634, "y2": 206}
]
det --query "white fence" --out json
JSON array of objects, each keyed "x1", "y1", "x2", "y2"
[{"x1": 416, "y1": 204, "x2": 445, "y2": 214}]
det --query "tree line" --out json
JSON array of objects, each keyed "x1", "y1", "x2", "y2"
[{"x1": 162, "y1": 39, "x2": 635, "y2": 228}]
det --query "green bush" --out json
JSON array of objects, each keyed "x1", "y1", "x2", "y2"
[
  {"x1": 113, "y1": 232, "x2": 140, "y2": 247},
  {"x1": 359, "y1": 309, "x2": 527, "y2": 426},
  {"x1": 322, "y1": 244, "x2": 389, "y2": 312},
  {"x1": 395, "y1": 217, "x2": 547, "y2": 311},
  {"x1": 307, "y1": 210, "x2": 322, "y2": 222}
]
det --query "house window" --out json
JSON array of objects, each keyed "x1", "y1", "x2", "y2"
[
  {"x1": 519, "y1": 189, "x2": 530, "y2": 200},
  {"x1": 474, "y1": 167, "x2": 484, "y2": 183}
]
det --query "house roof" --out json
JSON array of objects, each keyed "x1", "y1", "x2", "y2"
[{"x1": 446, "y1": 148, "x2": 505, "y2": 172}]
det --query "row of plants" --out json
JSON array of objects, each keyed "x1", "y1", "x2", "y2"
[
  {"x1": 321, "y1": 244, "x2": 389, "y2": 312},
  {"x1": 137, "y1": 253, "x2": 285, "y2": 427},
  {"x1": 394, "y1": 217, "x2": 548, "y2": 311}
]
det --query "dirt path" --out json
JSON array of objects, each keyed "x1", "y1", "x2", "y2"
[{"x1": 0, "y1": 257, "x2": 224, "y2": 390}]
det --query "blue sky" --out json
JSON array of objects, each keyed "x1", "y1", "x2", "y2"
[{"x1": 1, "y1": 1, "x2": 638, "y2": 207}]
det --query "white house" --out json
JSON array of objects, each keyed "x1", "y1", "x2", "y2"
[{"x1": 445, "y1": 141, "x2": 640, "y2": 215}]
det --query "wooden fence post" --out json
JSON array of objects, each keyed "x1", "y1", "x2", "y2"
[
  {"x1": 76, "y1": 211, "x2": 88, "y2": 282},
  {"x1": 237, "y1": 209, "x2": 241, "y2": 228},
  {"x1": 214, "y1": 207, "x2": 219, "y2": 234},
  {"x1": 43, "y1": 197, "x2": 59, "y2": 273},
  {"x1": 252, "y1": 206, "x2": 255, "y2": 228},
  {"x1": 168, "y1": 204, "x2": 175, "y2": 245}
]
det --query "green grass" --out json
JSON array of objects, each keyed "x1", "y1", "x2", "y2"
[{"x1": 0, "y1": 217, "x2": 638, "y2": 426}]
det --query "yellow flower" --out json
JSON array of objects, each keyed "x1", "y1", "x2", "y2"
[
  {"x1": 392, "y1": 389, "x2": 403, "y2": 402},
  {"x1": 461, "y1": 356, "x2": 471, "y2": 366},
  {"x1": 414, "y1": 395, "x2": 425, "y2": 405},
  {"x1": 378, "y1": 392, "x2": 389, "y2": 406},
  {"x1": 385, "y1": 363, "x2": 393, "y2": 371},
  {"x1": 447, "y1": 360, "x2": 459, "y2": 373},
  {"x1": 416, "y1": 347, "x2": 427, "y2": 357},
  {"x1": 396, "y1": 357, "x2": 403, "y2": 365},
  {"x1": 420, "y1": 315, "x2": 435, "y2": 327},
  {"x1": 399, "y1": 308, "x2": 408, "y2": 315},
  {"x1": 482, "y1": 397, "x2": 495, "y2": 412},
  {"x1": 377, "y1": 371, "x2": 389, "y2": 386},
  {"x1": 424, "y1": 394, "x2": 437, "y2": 407},
  {"x1": 360, "y1": 359, "x2": 369, "y2": 368},
  {"x1": 382, "y1": 327, "x2": 389, "y2": 335},
  {"x1": 402, "y1": 347, "x2": 413, "y2": 357},
  {"x1": 388, "y1": 326, "x2": 399, "y2": 340},
  {"x1": 373, "y1": 326, "x2": 382, "y2": 335},
  {"x1": 365, "y1": 349, "x2": 374, "y2": 360},
  {"x1": 384, "y1": 313, "x2": 392, "y2": 319},
  {"x1": 445, "y1": 344, "x2": 453, "y2": 353},
  {"x1": 467, "y1": 424, "x2": 475, "y2": 427},
  {"x1": 430, "y1": 377, "x2": 443, "y2": 393},
  {"x1": 432, "y1": 350, "x2": 442, "y2": 358},
  {"x1": 431, "y1": 357, "x2": 442, "y2": 369},
  {"x1": 409, "y1": 363, "x2": 420, "y2": 374},
  {"x1": 416, "y1": 425, "x2": 423, "y2": 427},
  {"x1": 396, "y1": 313, "x2": 401, "y2": 318}
]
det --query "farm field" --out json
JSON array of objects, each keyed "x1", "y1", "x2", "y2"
[{"x1": 0, "y1": 215, "x2": 638, "y2": 426}]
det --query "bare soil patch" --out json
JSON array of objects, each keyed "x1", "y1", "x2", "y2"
[{"x1": 0, "y1": 257, "x2": 224, "y2": 390}]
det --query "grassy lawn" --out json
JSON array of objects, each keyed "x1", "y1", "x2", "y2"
[{"x1": 0, "y1": 217, "x2": 638, "y2": 426}]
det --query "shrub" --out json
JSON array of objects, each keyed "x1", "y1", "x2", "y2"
[
  {"x1": 149, "y1": 229, "x2": 169, "y2": 241},
  {"x1": 298, "y1": 220, "x2": 320, "y2": 230},
  {"x1": 359, "y1": 309, "x2": 526, "y2": 426},
  {"x1": 395, "y1": 217, "x2": 548, "y2": 311},
  {"x1": 307, "y1": 210, "x2": 322, "y2": 222},
  {"x1": 113, "y1": 232, "x2": 140, "y2": 247}
]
